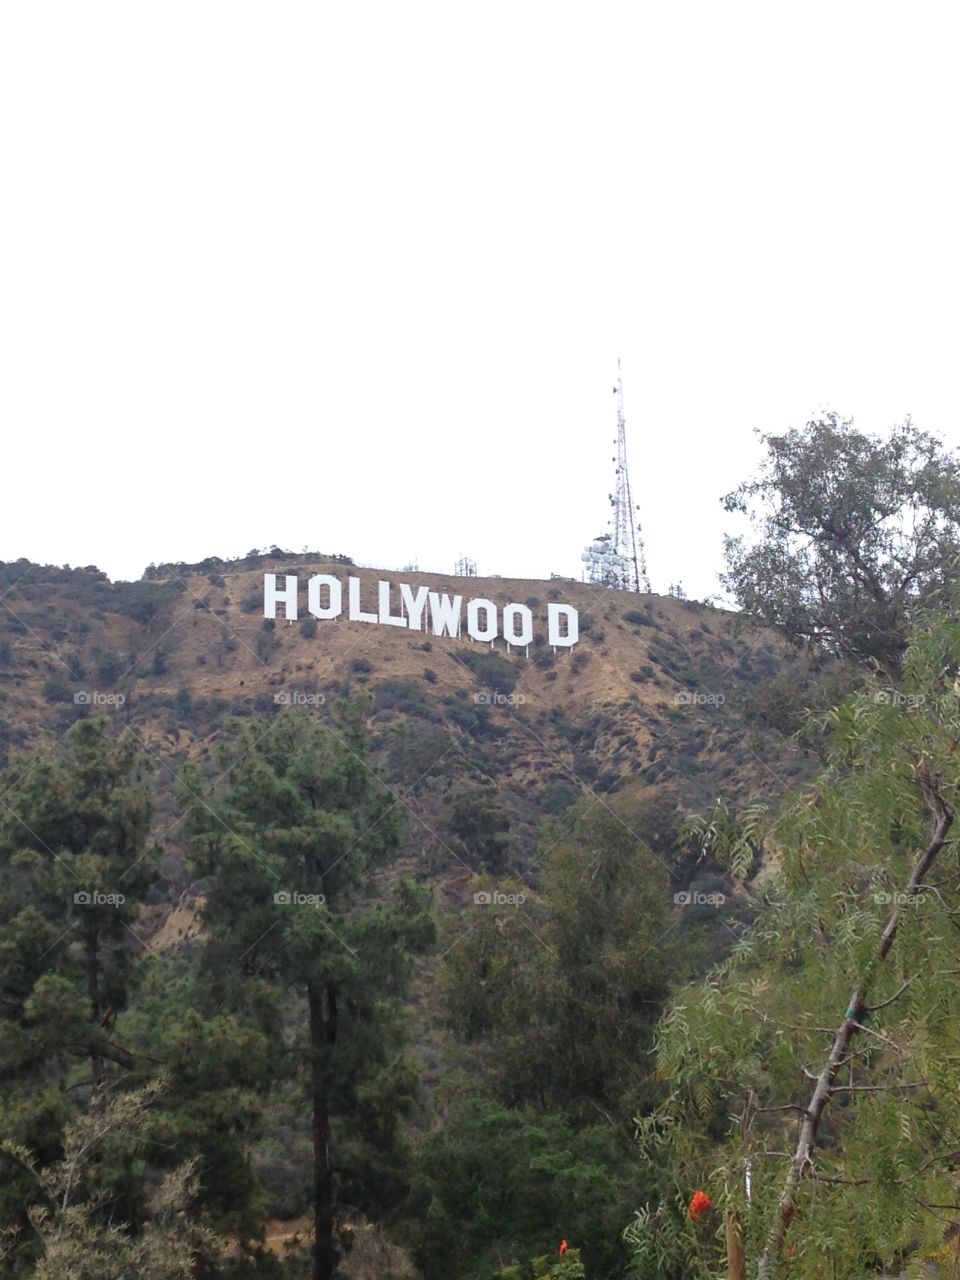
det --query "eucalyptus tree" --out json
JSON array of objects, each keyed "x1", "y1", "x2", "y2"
[{"x1": 723, "y1": 414, "x2": 960, "y2": 677}]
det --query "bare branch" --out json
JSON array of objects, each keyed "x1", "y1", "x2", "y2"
[
  {"x1": 828, "y1": 1082, "x2": 924, "y2": 1094},
  {"x1": 755, "y1": 784, "x2": 955, "y2": 1278},
  {"x1": 811, "y1": 1172, "x2": 873, "y2": 1186},
  {"x1": 846, "y1": 1020, "x2": 908, "y2": 1055},
  {"x1": 864, "y1": 976, "x2": 918, "y2": 1013}
]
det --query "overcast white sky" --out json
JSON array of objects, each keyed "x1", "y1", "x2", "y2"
[{"x1": 2, "y1": 3, "x2": 957, "y2": 601}]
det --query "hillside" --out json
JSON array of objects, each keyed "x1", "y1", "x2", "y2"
[
  {"x1": 0, "y1": 550, "x2": 846, "y2": 1276},
  {"x1": 0, "y1": 552, "x2": 814, "y2": 932}
]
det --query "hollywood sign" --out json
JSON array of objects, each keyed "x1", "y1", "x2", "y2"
[{"x1": 263, "y1": 574, "x2": 579, "y2": 649}]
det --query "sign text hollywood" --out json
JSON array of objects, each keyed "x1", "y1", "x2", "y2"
[{"x1": 263, "y1": 574, "x2": 579, "y2": 648}]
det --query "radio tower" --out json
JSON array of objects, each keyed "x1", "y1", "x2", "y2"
[{"x1": 581, "y1": 359, "x2": 651, "y2": 593}]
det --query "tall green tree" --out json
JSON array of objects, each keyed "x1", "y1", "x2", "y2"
[
  {"x1": 722, "y1": 414, "x2": 960, "y2": 676},
  {"x1": 410, "y1": 800, "x2": 672, "y2": 1280},
  {"x1": 121, "y1": 967, "x2": 275, "y2": 1246},
  {"x1": 632, "y1": 613, "x2": 960, "y2": 1278},
  {"x1": 0, "y1": 718, "x2": 158, "y2": 1269},
  {"x1": 178, "y1": 704, "x2": 434, "y2": 1280},
  {"x1": 442, "y1": 800, "x2": 672, "y2": 1123}
]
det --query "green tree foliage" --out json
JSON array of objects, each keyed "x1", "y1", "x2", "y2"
[
  {"x1": 385, "y1": 722, "x2": 458, "y2": 792},
  {"x1": 255, "y1": 619, "x2": 278, "y2": 662},
  {"x1": 178, "y1": 705, "x2": 434, "y2": 1280},
  {"x1": 0, "y1": 719, "x2": 159, "y2": 1268},
  {"x1": 457, "y1": 650, "x2": 520, "y2": 694},
  {"x1": 632, "y1": 613, "x2": 960, "y2": 1278},
  {"x1": 121, "y1": 968, "x2": 275, "y2": 1242},
  {"x1": 722, "y1": 414, "x2": 960, "y2": 675},
  {"x1": 405, "y1": 1099, "x2": 630, "y2": 1280},
  {"x1": 1, "y1": 1085, "x2": 220, "y2": 1279},
  {"x1": 408, "y1": 801, "x2": 673, "y2": 1279},
  {"x1": 442, "y1": 801, "x2": 672, "y2": 1122},
  {"x1": 442, "y1": 784, "x2": 514, "y2": 872},
  {"x1": 496, "y1": 1245, "x2": 587, "y2": 1279}
]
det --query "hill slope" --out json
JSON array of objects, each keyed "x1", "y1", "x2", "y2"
[{"x1": 0, "y1": 553, "x2": 814, "y2": 936}]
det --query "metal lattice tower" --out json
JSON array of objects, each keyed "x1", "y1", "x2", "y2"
[{"x1": 581, "y1": 359, "x2": 651, "y2": 593}]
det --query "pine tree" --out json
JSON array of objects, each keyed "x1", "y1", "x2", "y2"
[
  {"x1": 0, "y1": 718, "x2": 159, "y2": 1269},
  {"x1": 178, "y1": 702, "x2": 434, "y2": 1280},
  {"x1": 120, "y1": 966, "x2": 275, "y2": 1245}
]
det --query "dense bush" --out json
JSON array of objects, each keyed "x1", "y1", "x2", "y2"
[
  {"x1": 457, "y1": 649, "x2": 520, "y2": 694},
  {"x1": 442, "y1": 784, "x2": 513, "y2": 870},
  {"x1": 255, "y1": 621, "x2": 278, "y2": 662},
  {"x1": 622, "y1": 608, "x2": 657, "y2": 627},
  {"x1": 374, "y1": 679, "x2": 439, "y2": 721}
]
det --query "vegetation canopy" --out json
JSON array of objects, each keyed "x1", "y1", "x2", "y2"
[{"x1": 722, "y1": 414, "x2": 960, "y2": 675}]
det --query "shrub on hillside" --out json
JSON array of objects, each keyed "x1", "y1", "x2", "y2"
[
  {"x1": 374, "y1": 679, "x2": 439, "y2": 721},
  {"x1": 539, "y1": 777, "x2": 580, "y2": 815},
  {"x1": 94, "y1": 648, "x2": 124, "y2": 685},
  {"x1": 255, "y1": 625, "x2": 278, "y2": 662},
  {"x1": 386, "y1": 723, "x2": 457, "y2": 790},
  {"x1": 42, "y1": 670, "x2": 75, "y2": 704},
  {"x1": 442, "y1": 784, "x2": 513, "y2": 871},
  {"x1": 532, "y1": 647, "x2": 555, "y2": 670},
  {"x1": 623, "y1": 608, "x2": 656, "y2": 627},
  {"x1": 458, "y1": 649, "x2": 520, "y2": 693}
]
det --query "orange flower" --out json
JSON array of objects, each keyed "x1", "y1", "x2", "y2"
[{"x1": 688, "y1": 1190, "x2": 713, "y2": 1222}]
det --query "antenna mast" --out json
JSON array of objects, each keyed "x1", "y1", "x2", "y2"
[
  {"x1": 581, "y1": 359, "x2": 651, "y2": 592},
  {"x1": 612, "y1": 359, "x2": 650, "y2": 592}
]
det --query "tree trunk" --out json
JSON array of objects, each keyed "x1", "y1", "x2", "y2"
[
  {"x1": 726, "y1": 1211, "x2": 746, "y2": 1280},
  {"x1": 85, "y1": 935, "x2": 105, "y2": 1104},
  {"x1": 309, "y1": 980, "x2": 338, "y2": 1280}
]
